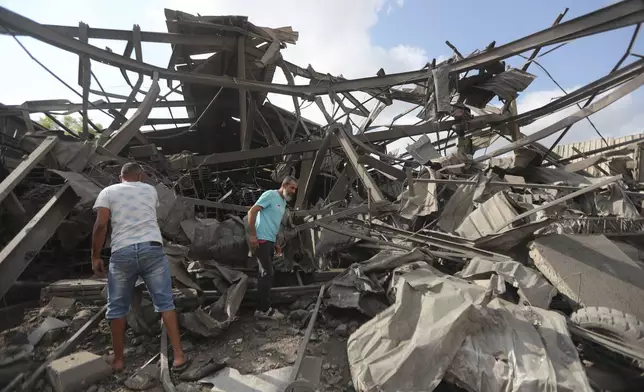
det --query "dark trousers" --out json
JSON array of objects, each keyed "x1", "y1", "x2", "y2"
[{"x1": 256, "y1": 241, "x2": 275, "y2": 312}]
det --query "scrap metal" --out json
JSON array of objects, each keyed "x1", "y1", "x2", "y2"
[{"x1": 2, "y1": 1, "x2": 644, "y2": 391}]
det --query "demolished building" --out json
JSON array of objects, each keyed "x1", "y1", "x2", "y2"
[{"x1": 2, "y1": 1, "x2": 644, "y2": 391}]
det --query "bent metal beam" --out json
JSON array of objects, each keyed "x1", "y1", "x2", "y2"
[{"x1": 1, "y1": 1, "x2": 643, "y2": 96}]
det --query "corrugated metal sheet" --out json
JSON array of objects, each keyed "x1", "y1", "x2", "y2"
[
  {"x1": 553, "y1": 133, "x2": 644, "y2": 177},
  {"x1": 476, "y1": 68, "x2": 537, "y2": 101},
  {"x1": 455, "y1": 191, "x2": 519, "y2": 240}
]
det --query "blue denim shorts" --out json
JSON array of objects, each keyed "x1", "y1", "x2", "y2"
[{"x1": 107, "y1": 242, "x2": 175, "y2": 320}]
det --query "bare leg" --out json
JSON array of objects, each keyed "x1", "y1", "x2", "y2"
[
  {"x1": 110, "y1": 318, "x2": 127, "y2": 371},
  {"x1": 161, "y1": 310, "x2": 185, "y2": 367}
]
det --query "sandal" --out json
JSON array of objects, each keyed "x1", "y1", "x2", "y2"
[{"x1": 172, "y1": 354, "x2": 192, "y2": 372}]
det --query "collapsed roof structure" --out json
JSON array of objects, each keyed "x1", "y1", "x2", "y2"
[{"x1": 2, "y1": 1, "x2": 644, "y2": 391}]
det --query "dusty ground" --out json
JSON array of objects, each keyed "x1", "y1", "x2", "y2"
[{"x1": 1, "y1": 301, "x2": 357, "y2": 392}]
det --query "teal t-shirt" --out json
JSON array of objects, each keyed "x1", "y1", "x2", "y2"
[{"x1": 255, "y1": 190, "x2": 286, "y2": 242}]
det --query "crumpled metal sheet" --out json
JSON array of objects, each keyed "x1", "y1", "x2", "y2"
[
  {"x1": 347, "y1": 263, "x2": 592, "y2": 392},
  {"x1": 563, "y1": 154, "x2": 607, "y2": 173},
  {"x1": 457, "y1": 258, "x2": 555, "y2": 308},
  {"x1": 315, "y1": 222, "x2": 357, "y2": 257},
  {"x1": 433, "y1": 66, "x2": 451, "y2": 114},
  {"x1": 398, "y1": 168, "x2": 439, "y2": 220},
  {"x1": 595, "y1": 183, "x2": 641, "y2": 218},
  {"x1": 437, "y1": 175, "x2": 478, "y2": 233},
  {"x1": 474, "y1": 218, "x2": 552, "y2": 251},
  {"x1": 438, "y1": 172, "x2": 506, "y2": 233},
  {"x1": 455, "y1": 191, "x2": 520, "y2": 240},
  {"x1": 527, "y1": 167, "x2": 599, "y2": 186},
  {"x1": 180, "y1": 262, "x2": 247, "y2": 338},
  {"x1": 164, "y1": 243, "x2": 201, "y2": 291},
  {"x1": 156, "y1": 184, "x2": 193, "y2": 242},
  {"x1": 326, "y1": 249, "x2": 431, "y2": 317},
  {"x1": 181, "y1": 216, "x2": 248, "y2": 264},
  {"x1": 406, "y1": 135, "x2": 441, "y2": 164},
  {"x1": 445, "y1": 298, "x2": 589, "y2": 392},
  {"x1": 476, "y1": 68, "x2": 536, "y2": 102},
  {"x1": 326, "y1": 267, "x2": 384, "y2": 317},
  {"x1": 420, "y1": 65, "x2": 452, "y2": 120}
]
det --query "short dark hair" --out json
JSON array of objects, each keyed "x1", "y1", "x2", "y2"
[
  {"x1": 121, "y1": 162, "x2": 143, "y2": 177},
  {"x1": 282, "y1": 175, "x2": 298, "y2": 186}
]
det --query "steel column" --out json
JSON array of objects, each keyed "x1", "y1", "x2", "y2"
[
  {"x1": 0, "y1": 184, "x2": 79, "y2": 299},
  {"x1": 0, "y1": 136, "x2": 57, "y2": 205},
  {"x1": 334, "y1": 126, "x2": 385, "y2": 202}
]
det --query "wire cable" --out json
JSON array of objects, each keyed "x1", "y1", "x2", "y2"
[
  {"x1": 519, "y1": 54, "x2": 609, "y2": 147},
  {"x1": 4, "y1": 30, "x2": 116, "y2": 120}
]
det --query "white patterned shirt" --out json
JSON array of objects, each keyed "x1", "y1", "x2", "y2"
[{"x1": 93, "y1": 181, "x2": 163, "y2": 252}]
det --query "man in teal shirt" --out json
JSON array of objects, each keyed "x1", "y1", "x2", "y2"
[{"x1": 248, "y1": 176, "x2": 298, "y2": 319}]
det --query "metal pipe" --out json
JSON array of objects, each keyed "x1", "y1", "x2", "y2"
[
  {"x1": 413, "y1": 178, "x2": 596, "y2": 190},
  {"x1": 288, "y1": 285, "x2": 325, "y2": 384}
]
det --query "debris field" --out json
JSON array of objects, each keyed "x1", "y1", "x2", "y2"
[{"x1": 2, "y1": 1, "x2": 644, "y2": 391}]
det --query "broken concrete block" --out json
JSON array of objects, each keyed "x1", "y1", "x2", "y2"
[
  {"x1": 40, "y1": 297, "x2": 76, "y2": 318},
  {"x1": 288, "y1": 309, "x2": 310, "y2": 324},
  {"x1": 71, "y1": 309, "x2": 93, "y2": 330},
  {"x1": 46, "y1": 351, "x2": 112, "y2": 392},
  {"x1": 176, "y1": 383, "x2": 200, "y2": 392},
  {"x1": 335, "y1": 324, "x2": 349, "y2": 337},
  {"x1": 124, "y1": 364, "x2": 158, "y2": 390},
  {"x1": 40, "y1": 328, "x2": 66, "y2": 346},
  {"x1": 28, "y1": 317, "x2": 68, "y2": 346}
]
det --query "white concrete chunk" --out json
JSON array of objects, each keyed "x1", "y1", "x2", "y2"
[{"x1": 46, "y1": 351, "x2": 112, "y2": 392}]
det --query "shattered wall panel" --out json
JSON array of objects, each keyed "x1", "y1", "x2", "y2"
[{"x1": 529, "y1": 234, "x2": 644, "y2": 321}]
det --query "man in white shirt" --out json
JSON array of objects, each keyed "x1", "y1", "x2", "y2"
[{"x1": 92, "y1": 163, "x2": 186, "y2": 372}]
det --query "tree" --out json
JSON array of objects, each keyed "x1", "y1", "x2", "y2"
[{"x1": 37, "y1": 115, "x2": 103, "y2": 137}]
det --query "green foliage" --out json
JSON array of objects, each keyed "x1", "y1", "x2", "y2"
[{"x1": 37, "y1": 115, "x2": 103, "y2": 137}]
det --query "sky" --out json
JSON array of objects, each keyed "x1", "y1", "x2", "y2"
[{"x1": 0, "y1": 0, "x2": 643, "y2": 155}]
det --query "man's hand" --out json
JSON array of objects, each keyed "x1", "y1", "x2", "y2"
[
  {"x1": 92, "y1": 257, "x2": 106, "y2": 278},
  {"x1": 249, "y1": 235, "x2": 259, "y2": 251},
  {"x1": 275, "y1": 243, "x2": 283, "y2": 256}
]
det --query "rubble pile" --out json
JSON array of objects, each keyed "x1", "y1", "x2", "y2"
[{"x1": 2, "y1": 1, "x2": 644, "y2": 391}]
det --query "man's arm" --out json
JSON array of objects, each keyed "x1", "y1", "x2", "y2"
[
  {"x1": 248, "y1": 205, "x2": 263, "y2": 237},
  {"x1": 248, "y1": 191, "x2": 273, "y2": 249},
  {"x1": 248, "y1": 205, "x2": 263, "y2": 250},
  {"x1": 275, "y1": 211, "x2": 288, "y2": 255},
  {"x1": 91, "y1": 207, "x2": 110, "y2": 275},
  {"x1": 91, "y1": 188, "x2": 111, "y2": 276}
]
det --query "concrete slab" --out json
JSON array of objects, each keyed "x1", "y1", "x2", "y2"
[
  {"x1": 529, "y1": 234, "x2": 644, "y2": 321},
  {"x1": 28, "y1": 317, "x2": 68, "y2": 346},
  {"x1": 46, "y1": 351, "x2": 112, "y2": 392},
  {"x1": 199, "y1": 357, "x2": 321, "y2": 392},
  {"x1": 39, "y1": 297, "x2": 76, "y2": 318}
]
